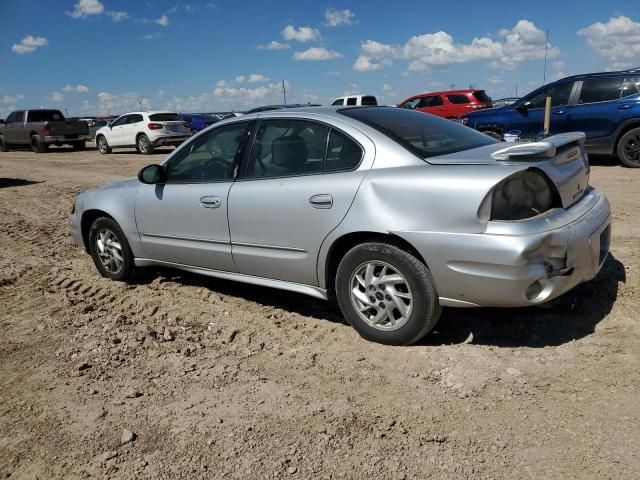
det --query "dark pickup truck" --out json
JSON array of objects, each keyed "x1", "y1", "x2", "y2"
[{"x1": 0, "y1": 109, "x2": 90, "y2": 153}]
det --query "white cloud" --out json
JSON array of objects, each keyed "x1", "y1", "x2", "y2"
[
  {"x1": 107, "y1": 10, "x2": 129, "y2": 22},
  {"x1": 248, "y1": 74, "x2": 269, "y2": 83},
  {"x1": 294, "y1": 47, "x2": 342, "y2": 61},
  {"x1": 487, "y1": 75, "x2": 503, "y2": 85},
  {"x1": 234, "y1": 75, "x2": 246, "y2": 83},
  {"x1": 97, "y1": 92, "x2": 150, "y2": 114},
  {"x1": 257, "y1": 40, "x2": 290, "y2": 50},
  {"x1": 382, "y1": 84, "x2": 394, "y2": 93},
  {"x1": 154, "y1": 14, "x2": 170, "y2": 27},
  {"x1": 3, "y1": 94, "x2": 24, "y2": 104},
  {"x1": 282, "y1": 25, "x2": 321, "y2": 42},
  {"x1": 62, "y1": 84, "x2": 90, "y2": 93},
  {"x1": 51, "y1": 91, "x2": 65, "y2": 103},
  {"x1": 212, "y1": 81, "x2": 290, "y2": 105},
  {"x1": 353, "y1": 19, "x2": 557, "y2": 72},
  {"x1": 578, "y1": 16, "x2": 640, "y2": 70},
  {"x1": 68, "y1": 0, "x2": 104, "y2": 18},
  {"x1": 11, "y1": 35, "x2": 48, "y2": 55},
  {"x1": 144, "y1": 33, "x2": 162, "y2": 40},
  {"x1": 325, "y1": 9, "x2": 355, "y2": 27}
]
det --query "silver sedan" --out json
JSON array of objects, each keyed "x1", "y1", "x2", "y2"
[{"x1": 69, "y1": 107, "x2": 611, "y2": 345}]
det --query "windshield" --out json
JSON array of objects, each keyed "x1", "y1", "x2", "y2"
[
  {"x1": 340, "y1": 107, "x2": 497, "y2": 159},
  {"x1": 149, "y1": 113, "x2": 183, "y2": 122}
]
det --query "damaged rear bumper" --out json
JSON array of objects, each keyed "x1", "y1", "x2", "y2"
[{"x1": 397, "y1": 188, "x2": 611, "y2": 307}]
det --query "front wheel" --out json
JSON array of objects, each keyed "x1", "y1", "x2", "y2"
[
  {"x1": 96, "y1": 135, "x2": 111, "y2": 154},
  {"x1": 617, "y1": 127, "x2": 640, "y2": 168},
  {"x1": 335, "y1": 242, "x2": 441, "y2": 345},
  {"x1": 137, "y1": 134, "x2": 154, "y2": 155},
  {"x1": 88, "y1": 217, "x2": 136, "y2": 281}
]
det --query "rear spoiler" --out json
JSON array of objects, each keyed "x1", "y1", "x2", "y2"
[{"x1": 491, "y1": 132, "x2": 586, "y2": 161}]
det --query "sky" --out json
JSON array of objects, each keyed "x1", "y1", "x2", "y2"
[{"x1": 1, "y1": 0, "x2": 639, "y2": 117}]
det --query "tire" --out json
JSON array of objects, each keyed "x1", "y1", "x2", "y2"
[
  {"x1": 335, "y1": 242, "x2": 442, "y2": 345},
  {"x1": 616, "y1": 127, "x2": 640, "y2": 168},
  {"x1": 96, "y1": 135, "x2": 111, "y2": 154},
  {"x1": 72, "y1": 141, "x2": 86, "y2": 151},
  {"x1": 88, "y1": 217, "x2": 136, "y2": 281},
  {"x1": 31, "y1": 135, "x2": 48, "y2": 153},
  {"x1": 0, "y1": 136, "x2": 8, "y2": 152},
  {"x1": 137, "y1": 134, "x2": 154, "y2": 155}
]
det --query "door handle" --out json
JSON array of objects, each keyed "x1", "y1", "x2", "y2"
[
  {"x1": 309, "y1": 194, "x2": 333, "y2": 209},
  {"x1": 618, "y1": 104, "x2": 633, "y2": 110},
  {"x1": 552, "y1": 110, "x2": 566, "y2": 116},
  {"x1": 200, "y1": 195, "x2": 221, "y2": 208}
]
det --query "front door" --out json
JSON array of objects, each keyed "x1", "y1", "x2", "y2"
[
  {"x1": 108, "y1": 115, "x2": 130, "y2": 146},
  {"x1": 228, "y1": 118, "x2": 370, "y2": 286},
  {"x1": 4, "y1": 111, "x2": 25, "y2": 144},
  {"x1": 122, "y1": 113, "x2": 144, "y2": 146},
  {"x1": 135, "y1": 121, "x2": 252, "y2": 271}
]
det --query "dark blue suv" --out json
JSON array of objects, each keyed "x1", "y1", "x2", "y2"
[{"x1": 461, "y1": 68, "x2": 640, "y2": 167}]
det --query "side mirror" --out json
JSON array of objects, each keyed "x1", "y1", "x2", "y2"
[
  {"x1": 138, "y1": 164, "x2": 166, "y2": 184},
  {"x1": 515, "y1": 102, "x2": 529, "y2": 113}
]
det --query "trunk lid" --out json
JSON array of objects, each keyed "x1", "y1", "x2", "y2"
[{"x1": 429, "y1": 132, "x2": 590, "y2": 209}]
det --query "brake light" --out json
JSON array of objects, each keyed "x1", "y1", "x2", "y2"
[
  {"x1": 147, "y1": 123, "x2": 163, "y2": 130},
  {"x1": 43, "y1": 122, "x2": 50, "y2": 135}
]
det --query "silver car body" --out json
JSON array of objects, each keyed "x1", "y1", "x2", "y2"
[{"x1": 69, "y1": 107, "x2": 611, "y2": 308}]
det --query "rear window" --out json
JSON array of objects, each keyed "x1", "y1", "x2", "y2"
[
  {"x1": 27, "y1": 110, "x2": 64, "y2": 122},
  {"x1": 340, "y1": 107, "x2": 496, "y2": 159},
  {"x1": 361, "y1": 96, "x2": 378, "y2": 106},
  {"x1": 473, "y1": 91, "x2": 492, "y2": 103},
  {"x1": 149, "y1": 113, "x2": 182, "y2": 122},
  {"x1": 447, "y1": 94, "x2": 470, "y2": 104}
]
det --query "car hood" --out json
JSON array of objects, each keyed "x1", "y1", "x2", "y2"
[
  {"x1": 461, "y1": 105, "x2": 509, "y2": 119},
  {"x1": 81, "y1": 177, "x2": 138, "y2": 196}
]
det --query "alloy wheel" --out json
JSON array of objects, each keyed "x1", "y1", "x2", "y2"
[
  {"x1": 349, "y1": 261, "x2": 413, "y2": 331},
  {"x1": 138, "y1": 136, "x2": 149, "y2": 153},
  {"x1": 622, "y1": 134, "x2": 640, "y2": 165},
  {"x1": 95, "y1": 228, "x2": 124, "y2": 274}
]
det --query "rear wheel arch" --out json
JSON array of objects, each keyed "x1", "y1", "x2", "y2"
[
  {"x1": 613, "y1": 121, "x2": 640, "y2": 154},
  {"x1": 81, "y1": 209, "x2": 114, "y2": 253},
  {"x1": 323, "y1": 231, "x2": 428, "y2": 293}
]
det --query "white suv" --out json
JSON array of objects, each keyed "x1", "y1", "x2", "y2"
[
  {"x1": 95, "y1": 111, "x2": 191, "y2": 154},
  {"x1": 331, "y1": 95, "x2": 378, "y2": 107}
]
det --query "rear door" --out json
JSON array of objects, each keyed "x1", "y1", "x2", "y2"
[
  {"x1": 568, "y1": 77, "x2": 629, "y2": 141},
  {"x1": 445, "y1": 94, "x2": 472, "y2": 118},
  {"x1": 228, "y1": 118, "x2": 371, "y2": 286}
]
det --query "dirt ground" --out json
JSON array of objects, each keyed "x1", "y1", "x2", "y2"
[{"x1": 0, "y1": 144, "x2": 638, "y2": 479}]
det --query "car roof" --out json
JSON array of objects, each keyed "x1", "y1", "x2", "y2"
[{"x1": 554, "y1": 66, "x2": 640, "y2": 83}]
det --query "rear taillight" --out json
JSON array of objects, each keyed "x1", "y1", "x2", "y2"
[
  {"x1": 147, "y1": 123, "x2": 163, "y2": 130},
  {"x1": 43, "y1": 123, "x2": 50, "y2": 135}
]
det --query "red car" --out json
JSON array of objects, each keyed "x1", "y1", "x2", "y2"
[{"x1": 397, "y1": 89, "x2": 493, "y2": 119}]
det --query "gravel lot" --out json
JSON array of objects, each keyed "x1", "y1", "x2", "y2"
[{"x1": 0, "y1": 145, "x2": 638, "y2": 479}]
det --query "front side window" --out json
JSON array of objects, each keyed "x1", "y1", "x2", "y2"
[
  {"x1": 524, "y1": 82, "x2": 574, "y2": 109},
  {"x1": 340, "y1": 107, "x2": 496, "y2": 159},
  {"x1": 419, "y1": 96, "x2": 444, "y2": 108},
  {"x1": 7, "y1": 112, "x2": 23, "y2": 123},
  {"x1": 164, "y1": 121, "x2": 251, "y2": 182},
  {"x1": 332, "y1": 99, "x2": 345, "y2": 106},
  {"x1": 447, "y1": 94, "x2": 470, "y2": 104},
  {"x1": 401, "y1": 98, "x2": 420, "y2": 109},
  {"x1": 247, "y1": 119, "x2": 328, "y2": 178},
  {"x1": 111, "y1": 115, "x2": 128, "y2": 127}
]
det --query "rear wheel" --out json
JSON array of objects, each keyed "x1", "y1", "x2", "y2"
[
  {"x1": 617, "y1": 127, "x2": 640, "y2": 168},
  {"x1": 335, "y1": 242, "x2": 442, "y2": 345},
  {"x1": 96, "y1": 135, "x2": 111, "y2": 154},
  {"x1": 88, "y1": 217, "x2": 136, "y2": 281},
  {"x1": 137, "y1": 134, "x2": 154, "y2": 155},
  {"x1": 0, "y1": 136, "x2": 8, "y2": 152},
  {"x1": 31, "y1": 135, "x2": 48, "y2": 153}
]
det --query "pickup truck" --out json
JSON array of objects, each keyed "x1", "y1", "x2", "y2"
[{"x1": 0, "y1": 109, "x2": 90, "y2": 153}]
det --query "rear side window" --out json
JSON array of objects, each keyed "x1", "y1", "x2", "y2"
[
  {"x1": 325, "y1": 130, "x2": 363, "y2": 171},
  {"x1": 473, "y1": 91, "x2": 492, "y2": 103},
  {"x1": 361, "y1": 96, "x2": 378, "y2": 106},
  {"x1": 149, "y1": 113, "x2": 182, "y2": 121},
  {"x1": 347, "y1": 97, "x2": 357, "y2": 106},
  {"x1": 447, "y1": 94, "x2": 470, "y2": 104},
  {"x1": 248, "y1": 119, "x2": 328, "y2": 178},
  {"x1": 128, "y1": 114, "x2": 143, "y2": 124},
  {"x1": 332, "y1": 99, "x2": 344, "y2": 106},
  {"x1": 622, "y1": 78, "x2": 640, "y2": 97},
  {"x1": 340, "y1": 107, "x2": 496, "y2": 159},
  {"x1": 27, "y1": 110, "x2": 63, "y2": 122},
  {"x1": 579, "y1": 78, "x2": 625, "y2": 104}
]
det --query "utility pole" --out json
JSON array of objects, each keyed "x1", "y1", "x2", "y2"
[
  {"x1": 542, "y1": 29, "x2": 549, "y2": 85},
  {"x1": 449, "y1": 83, "x2": 455, "y2": 90},
  {"x1": 515, "y1": 83, "x2": 518, "y2": 97},
  {"x1": 282, "y1": 80, "x2": 287, "y2": 104},
  {"x1": 138, "y1": 100, "x2": 143, "y2": 111}
]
